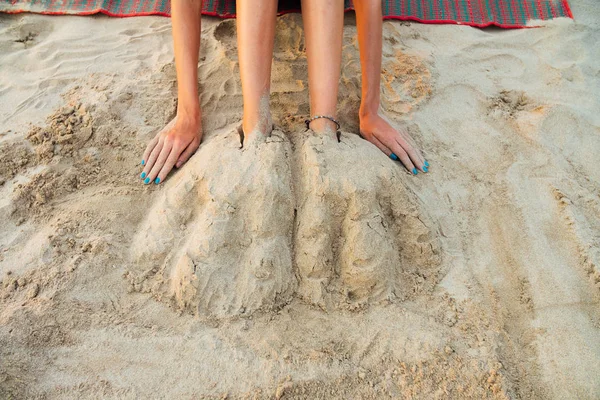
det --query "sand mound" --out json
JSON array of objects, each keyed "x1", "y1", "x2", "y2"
[
  {"x1": 128, "y1": 127, "x2": 297, "y2": 318},
  {"x1": 127, "y1": 126, "x2": 441, "y2": 319}
]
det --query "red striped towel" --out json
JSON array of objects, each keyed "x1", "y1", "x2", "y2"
[{"x1": 0, "y1": 0, "x2": 573, "y2": 29}]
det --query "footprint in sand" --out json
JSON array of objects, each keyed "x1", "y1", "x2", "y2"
[
  {"x1": 128, "y1": 127, "x2": 441, "y2": 319},
  {"x1": 9, "y1": 19, "x2": 53, "y2": 48}
]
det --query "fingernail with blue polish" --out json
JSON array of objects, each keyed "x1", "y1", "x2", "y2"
[
  {"x1": 412, "y1": 168, "x2": 418, "y2": 175},
  {"x1": 424, "y1": 160, "x2": 429, "y2": 167},
  {"x1": 141, "y1": 160, "x2": 145, "y2": 166},
  {"x1": 423, "y1": 166, "x2": 428, "y2": 173},
  {"x1": 140, "y1": 172, "x2": 146, "y2": 179},
  {"x1": 390, "y1": 153, "x2": 398, "y2": 161},
  {"x1": 144, "y1": 177, "x2": 150, "y2": 184},
  {"x1": 155, "y1": 177, "x2": 160, "y2": 184}
]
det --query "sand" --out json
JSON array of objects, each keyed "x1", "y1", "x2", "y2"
[{"x1": 1, "y1": 0, "x2": 599, "y2": 398}]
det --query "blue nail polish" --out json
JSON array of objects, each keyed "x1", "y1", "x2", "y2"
[
  {"x1": 144, "y1": 177, "x2": 150, "y2": 184},
  {"x1": 423, "y1": 166, "x2": 428, "y2": 173},
  {"x1": 424, "y1": 160, "x2": 429, "y2": 167},
  {"x1": 412, "y1": 168, "x2": 418, "y2": 175},
  {"x1": 155, "y1": 177, "x2": 160, "y2": 184},
  {"x1": 141, "y1": 160, "x2": 145, "y2": 166},
  {"x1": 390, "y1": 153, "x2": 398, "y2": 161},
  {"x1": 140, "y1": 172, "x2": 146, "y2": 179}
]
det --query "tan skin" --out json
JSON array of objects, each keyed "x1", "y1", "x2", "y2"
[
  {"x1": 140, "y1": 0, "x2": 203, "y2": 184},
  {"x1": 236, "y1": 0, "x2": 278, "y2": 137},
  {"x1": 237, "y1": 0, "x2": 344, "y2": 137},
  {"x1": 354, "y1": 0, "x2": 428, "y2": 174},
  {"x1": 140, "y1": 0, "x2": 428, "y2": 184},
  {"x1": 302, "y1": 0, "x2": 345, "y2": 134}
]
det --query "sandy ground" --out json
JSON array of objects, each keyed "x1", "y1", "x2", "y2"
[{"x1": 0, "y1": 0, "x2": 599, "y2": 398}]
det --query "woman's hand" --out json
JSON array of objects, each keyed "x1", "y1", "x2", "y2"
[
  {"x1": 140, "y1": 111, "x2": 202, "y2": 184},
  {"x1": 353, "y1": 0, "x2": 429, "y2": 175},
  {"x1": 140, "y1": 0, "x2": 203, "y2": 185},
  {"x1": 359, "y1": 110, "x2": 428, "y2": 175}
]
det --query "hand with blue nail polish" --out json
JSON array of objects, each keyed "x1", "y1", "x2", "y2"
[
  {"x1": 360, "y1": 111, "x2": 428, "y2": 176},
  {"x1": 355, "y1": 11, "x2": 428, "y2": 176},
  {"x1": 139, "y1": 1, "x2": 204, "y2": 186},
  {"x1": 140, "y1": 113, "x2": 203, "y2": 186}
]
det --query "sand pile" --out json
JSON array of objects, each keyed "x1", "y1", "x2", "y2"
[
  {"x1": 1, "y1": 1, "x2": 599, "y2": 398},
  {"x1": 127, "y1": 127, "x2": 441, "y2": 319}
]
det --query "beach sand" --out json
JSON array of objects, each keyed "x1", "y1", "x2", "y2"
[{"x1": 1, "y1": 0, "x2": 599, "y2": 398}]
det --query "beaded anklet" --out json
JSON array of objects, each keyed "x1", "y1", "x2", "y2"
[
  {"x1": 304, "y1": 115, "x2": 341, "y2": 131},
  {"x1": 304, "y1": 115, "x2": 341, "y2": 142}
]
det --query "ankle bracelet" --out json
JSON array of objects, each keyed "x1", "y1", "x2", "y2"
[{"x1": 305, "y1": 115, "x2": 341, "y2": 131}]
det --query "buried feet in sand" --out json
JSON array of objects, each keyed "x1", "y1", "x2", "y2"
[
  {"x1": 239, "y1": 95, "x2": 274, "y2": 148},
  {"x1": 127, "y1": 124, "x2": 442, "y2": 318},
  {"x1": 129, "y1": 124, "x2": 296, "y2": 318}
]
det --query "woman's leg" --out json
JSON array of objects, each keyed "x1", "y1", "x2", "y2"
[
  {"x1": 301, "y1": 0, "x2": 345, "y2": 135},
  {"x1": 236, "y1": 0, "x2": 279, "y2": 138}
]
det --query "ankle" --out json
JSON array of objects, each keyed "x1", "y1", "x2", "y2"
[
  {"x1": 308, "y1": 117, "x2": 338, "y2": 135},
  {"x1": 242, "y1": 112, "x2": 273, "y2": 136}
]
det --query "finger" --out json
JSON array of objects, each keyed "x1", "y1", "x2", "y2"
[
  {"x1": 368, "y1": 134, "x2": 393, "y2": 158},
  {"x1": 360, "y1": 130, "x2": 392, "y2": 156},
  {"x1": 396, "y1": 127, "x2": 428, "y2": 169},
  {"x1": 142, "y1": 119, "x2": 177, "y2": 165},
  {"x1": 156, "y1": 146, "x2": 180, "y2": 184},
  {"x1": 400, "y1": 130, "x2": 425, "y2": 162},
  {"x1": 141, "y1": 138, "x2": 164, "y2": 180},
  {"x1": 396, "y1": 135, "x2": 426, "y2": 173},
  {"x1": 175, "y1": 139, "x2": 199, "y2": 168},
  {"x1": 142, "y1": 135, "x2": 159, "y2": 166},
  {"x1": 388, "y1": 141, "x2": 417, "y2": 175},
  {"x1": 146, "y1": 141, "x2": 173, "y2": 184},
  {"x1": 381, "y1": 113, "x2": 428, "y2": 169}
]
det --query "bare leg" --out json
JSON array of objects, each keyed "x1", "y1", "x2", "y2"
[
  {"x1": 236, "y1": 0, "x2": 278, "y2": 139},
  {"x1": 301, "y1": 0, "x2": 344, "y2": 135}
]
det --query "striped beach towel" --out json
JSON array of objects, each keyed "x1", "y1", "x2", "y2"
[{"x1": 0, "y1": 0, "x2": 574, "y2": 29}]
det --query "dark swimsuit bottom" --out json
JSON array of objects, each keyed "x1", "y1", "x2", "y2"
[{"x1": 203, "y1": 0, "x2": 355, "y2": 17}]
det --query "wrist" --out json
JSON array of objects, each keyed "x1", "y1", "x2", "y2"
[
  {"x1": 359, "y1": 102, "x2": 380, "y2": 120},
  {"x1": 176, "y1": 101, "x2": 201, "y2": 123},
  {"x1": 359, "y1": 83, "x2": 381, "y2": 117}
]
